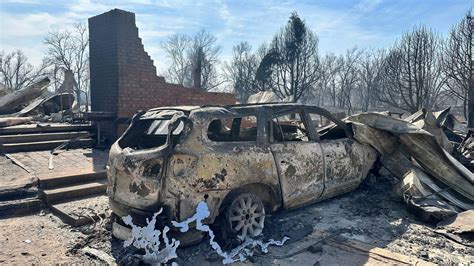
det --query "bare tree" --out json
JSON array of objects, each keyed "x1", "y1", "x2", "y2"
[
  {"x1": 188, "y1": 30, "x2": 222, "y2": 90},
  {"x1": 0, "y1": 50, "x2": 48, "y2": 91},
  {"x1": 262, "y1": 12, "x2": 320, "y2": 102},
  {"x1": 336, "y1": 47, "x2": 363, "y2": 114},
  {"x1": 378, "y1": 26, "x2": 445, "y2": 112},
  {"x1": 161, "y1": 34, "x2": 191, "y2": 85},
  {"x1": 224, "y1": 42, "x2": 259, "y2": 101},
  {"x1": 358, "y1": 49, "x2": 385, "y2": 111},
  {"x1": 162, "y1": 30, "x2": 222, "y2": 91},
  {"x1": 442, "y1": 10, "x2": 473, "y2": 126},
  {"x1": 44, "y1": 23, "x2": 89, "y2": 108},
  {"x1": 310, "y1": 53, "x2": 341, "y2": 106}
]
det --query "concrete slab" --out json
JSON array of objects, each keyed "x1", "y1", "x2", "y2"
[
  {"x1": 0, "y1": 156, "x2": 37, "y2": 199},
  {"x1": 0, "y1": 198, "x2": 42, "y2": 217},
  {"x1": 38, "y1": 171, "x2": 106, "y2": 189},
  {"x1": 0, "y1": 123, "x2": 92, "y2": 135},
  {"x1": 0, "y1": 131, "x2": 90, "y2": 144},
  {"x1": 3, "y1": 138, "x2": 93, "y2": 153},
  {"x1": 7, "y1": 148, "x2": 108, "y2": 183},
  {"x1": 40, "y1": 180, "x2": 107, "y2": 204},
  {"x1": 5, "y1": 149, "x2": 109, "y2": 213}
]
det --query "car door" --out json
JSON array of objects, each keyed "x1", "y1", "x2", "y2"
[
  {"x1": 306, "y1": 107, "x2": 377, "y2": 200},
  {"x1": 268, "y1": 108, "x2": 325, "y2": 209},
  {"x1": 196, "y1": 113, "x2": 280, "y2": 190}
]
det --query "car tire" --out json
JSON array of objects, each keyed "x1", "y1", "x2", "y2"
[{"x1": 224, "y1": 192, "x2": 266, "y2": 240}]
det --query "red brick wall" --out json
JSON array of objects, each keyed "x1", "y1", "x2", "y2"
[
  {"x1": 111, "y1": 10, "x2": 235, "y2": 118},
  {"x1": 89, "y1": 9, "x2": 235, "y2": 142},
  {"x1": 117, "y1": 80, "x2": 235, "y2": 118}
]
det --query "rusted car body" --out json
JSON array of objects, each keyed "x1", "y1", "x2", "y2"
[{"x1": 108, "y1": 103, "x2": 377, "y2": 239}]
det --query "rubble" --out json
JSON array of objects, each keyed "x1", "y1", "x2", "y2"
[
  {"x1": 15, "y1": 93, "x2": 75, "y2": 118},
  {"x1": 458, "y1": 129, "x2": 474, "y2": 171},
  {"x1": 82, "y1": 247, "x2": 117, "y2": 265},
  {"x1": 0, "y1": 70, "x2": 80, "y2": 126},
  {"x1": 433, "y1": 107, "x2": 468, "y2": 142},
  {"x1": 0, "y1": 78, "x2": 50, "y2": 115},
  {"x1": 411, "y1": 109, "x2": 454, "y2": 153},
  {"x1": 437, "y1": 210, "x2": 474, "y2": 234},
  {"x1": 343, "y1": 111, "x2": 474, "y2": 223},
  {"x1": 435, "y1": 210, "x2": 474, "y2": 247}
]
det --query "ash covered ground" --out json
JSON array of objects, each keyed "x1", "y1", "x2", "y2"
[{"x1": 1, "y1": 174, "x2": 472, "y2": 265}]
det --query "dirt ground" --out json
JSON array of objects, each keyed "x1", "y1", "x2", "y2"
[
  {"x1": 0, "y1": 212, "x2": 83, "y2": 264},
  {"x1": 0, "y1": 175, "x2": 472, "y2": 265}
]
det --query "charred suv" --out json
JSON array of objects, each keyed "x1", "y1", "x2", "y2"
[{"x1": 108, "y1": 103, "x2": 377, "y2": 240}]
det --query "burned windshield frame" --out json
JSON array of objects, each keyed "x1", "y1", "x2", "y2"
[{"x1": 118, "y1": 112, "x2": 187, "y2": 150}]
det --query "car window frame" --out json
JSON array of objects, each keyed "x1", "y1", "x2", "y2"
[
  {"x1": 304, "y1": 106, "x2": 353, "y2": 140},
  {"x1": 267, "y1": 106, "x2": 318, "y2": 143},
  {"x1": 204, "y1": 113, "x2": 263, "y2": 144}
]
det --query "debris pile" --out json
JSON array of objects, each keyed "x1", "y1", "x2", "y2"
[
  {"x1": 338, "y1": 109, "x2": 473, "y2": 224},
  {"x1": 0, "y1": 75, "x2": 78, "y2": 128},
  {"x1": 0, "y1": 78, "x2": 50, "y2": 115},
  {"x1": 458, "y1": 129, "x2": 474, "y2": 171},
  {"x1": 435, "y1": 209, "x2": 474, "y2": 247}
]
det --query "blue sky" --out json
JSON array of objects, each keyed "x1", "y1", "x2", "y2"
[{"x1": 0, "y1": 0, "x2": 472, "y2": 75}]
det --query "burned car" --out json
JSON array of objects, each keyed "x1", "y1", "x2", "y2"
[{"x1": 108, "y1": 103, "x2": 377, "y2": 240}]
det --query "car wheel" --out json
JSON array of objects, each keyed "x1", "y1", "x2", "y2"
[{"x1": 226, "y1": 192, "x2": 266, "y2": 240}]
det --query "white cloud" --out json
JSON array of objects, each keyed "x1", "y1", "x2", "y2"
[
  {"x1": 355, "y1": 0, "x2": 383, "y2": 12},
  {"x1": 0, "y1": 10, "x2": 77, "y2": 64},
  {"x1": 0, "y1": 11, "x2": 72, "y2": 38}
]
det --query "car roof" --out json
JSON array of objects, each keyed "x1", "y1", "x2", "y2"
[
  {"x1": 146, "y1": 102, "x2": 327, "y2": 118},
  {"x1": 149, "y1": 102, "x2": 304, "y2": 110},
  {"x1": 142, "y1": 103, "x2": 351, "y2": 135}
]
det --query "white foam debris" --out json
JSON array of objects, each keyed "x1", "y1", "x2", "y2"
[
  {"x1": 172, "y1": 201, "x2": 289, "y2": 264},
  {"x1": 121, "y1": 201, "x2": 289, "y2": 265},
  {"x1": 221, "y1": 236, "x2": 290, "y2": 264},
  {"x1": 122, "y1": 208, "x2": 180, "y2": 264},
  {"x1": 172, "y1": 201, "x2": 225, "y2": 255}
]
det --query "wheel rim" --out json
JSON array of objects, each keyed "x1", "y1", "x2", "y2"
[{"x1": 228, "y1": 194, "x2": 265, "y2": 240}]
